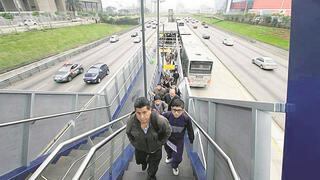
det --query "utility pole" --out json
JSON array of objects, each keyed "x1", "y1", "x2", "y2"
[
  {"x1": 157, "y1": 0, "x2": 160, "y2": 73},
  {"x1": 140, "y1": 0, "x2": 148, "y2": 98}
]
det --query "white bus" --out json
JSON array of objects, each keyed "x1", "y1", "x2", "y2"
[
  {"x1": 180, "y1": 34, "x2": 214, "y2": 87},
  {"x1": 177, "y1": 20, "x2": 184, "y2": 26}
]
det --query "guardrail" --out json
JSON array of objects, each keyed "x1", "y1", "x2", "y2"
[
  {"x1": 177, "y1": 77, "x2": 285, "y2": 180},
  {"x1": 29, "y1": 113, "x2": 131, "y2": 179}
]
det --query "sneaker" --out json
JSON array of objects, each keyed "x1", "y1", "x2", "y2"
[
  {"x1": 165, "y1": 157, "x2": 173, "y2": 163},
  {"x1": 141, "y1": 163, "x2": 147, "y2": 171},
  {"x1": 172, "y1": 167, "x2": 179, "y2": 175}
]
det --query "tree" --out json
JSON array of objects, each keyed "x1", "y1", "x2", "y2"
[
  {"x1": 0, "y1": 13, "x2": 17, "y2": 34},
  {"x1": 105, "y1": 6, "x2": 116, "y2": 15}
]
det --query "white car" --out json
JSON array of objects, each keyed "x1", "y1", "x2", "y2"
[
  {"x1": 110, "y1": 35, "x2": 119, "y2": 43},
  {"x1": 151, "y1": 24, "x2": 156, "y2": 29},
  {"x1": 21, "y1": 19, "x2": 37, "y2": 26},
  {"x1": 252, "y1": 57, "x2": 277, "y2": 70},
  {"x1": 71, "y1": 17, "x2": 82, "y2": 22},
  {"x1": 204, "y1": 24, "x2": 208, "y2": 28},
  {"x1": 133, "y1": 37, "x2": 141, "y2": 43},
  {"x1": 223, "y1": 38, "x2": 234, "y2": 46}
]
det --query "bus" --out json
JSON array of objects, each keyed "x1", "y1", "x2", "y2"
[
  {"x1": 180, "y1": 34, "x2": 215, "y2": 87},
  {"x1": 177, "y1": 20, "x2": 184, "y2": 26}
]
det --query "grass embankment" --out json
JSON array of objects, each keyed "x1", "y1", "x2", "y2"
[
  {"x1": 194, "y1": 15, "x2": 290, "y2": 50},
  {"x1": 0, "y1": 23, "x2": 133, "y2": 73}
]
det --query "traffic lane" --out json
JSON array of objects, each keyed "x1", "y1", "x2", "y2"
[
  {"x1": 199, "y1": 26, "x2": 288, "y2": 84},
  {"x1": 199, "y1": 25, "x2": 289, "y2": 71},
  {"x1": 203, "y1": 24, "x2": 289, "y2": 68},
  {"x1": 67, "y1": 32, "x2": 157, "y2": 93},
  {"x1": 33, "y1": 28, "x2": 155, "y2": 92},
  {"x1": 52, "y1": 28, "x2": 156, "y2": 93},
  {"x1": 6, "y1": 26, "x2": 141, "y2": 90},
  {"x1": 5, "y1": 27, "x2": 152, "y2": 91},
  {"x1": 188, "y1": 25, "x2": 286, "y2": 102}
]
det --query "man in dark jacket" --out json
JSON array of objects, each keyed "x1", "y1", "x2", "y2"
[
  {"x1": 162, "y1": 99, "x2": 194, "y2": 176},
  {"x1": 151, "y1": 95, "x2": 168, "y2": 114},
  {"x1": 126, "y1": 97, "x2": 172, "y2": 180},
  {"x1": 163, "y1": 88, "x2": 180, "y2": 111}
]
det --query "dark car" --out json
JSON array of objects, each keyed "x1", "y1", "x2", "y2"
[
  {"x1": 202, "y1": 34, "x2": 210, "y2": 39},
  {"x1": 83, "y1": 63, "x2": 110, "y2": 84},
  {"x1": 53, "y1": 63, "x2": 84, "y2": 82}
]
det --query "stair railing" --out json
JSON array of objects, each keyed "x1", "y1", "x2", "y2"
[
  {"x1": 28, "y1": 113, "x2": 131, "y2": 180},
  {"x1": 185, "y1": 111, "x2": 241, "y2": 180},
  {"x1": 72, "y1": 126, "x2": 127, "y2": 180}
]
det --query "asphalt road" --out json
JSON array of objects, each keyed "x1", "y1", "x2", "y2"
[
  {"x1": 5, "y1": 26, "x2": 157, "y2": 93},
  {"x1": 187, "y1": 22, "x2": 289, "y2": 103}
]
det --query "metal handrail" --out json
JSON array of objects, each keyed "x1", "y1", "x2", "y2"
[
  {"x1": 72, "y1": 126, "x2": 126, "y2": 180},
  {"x1": 105, "y1": 54, "x2": 143, "y2": 107},
  {"x1": 1, "y1": 38, "x2": 145, "y2": 128},
  {"x1": 0, "y1": 105, "x2": 110, "y2": 128},
  {"x1": 194, "y1": 128, "x2": 207, "y2": 170},
  {"x1": 39, "y1": 121, "x2": 73, "y2": 156},
  {"x1": 61, "y1": 153, "x2": 88, "y2": 180},
  {"x1": 28, "y1": 113, "x2": 131, "y2": 180},
  {"x1": 185, "y1": 111, "x2": 241, "y2": 180}
]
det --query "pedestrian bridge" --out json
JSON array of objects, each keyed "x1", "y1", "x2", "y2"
[{"x1": 0, "y1": 46, "x2": 285, "y2": 180}]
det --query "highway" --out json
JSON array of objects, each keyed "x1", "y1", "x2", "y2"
[
  {"x1": 5, "y1": 26, "x2": 157, "y2": 93},
  {"x1": 186, "y1": 22, "x2": 288, "y2": 103}
]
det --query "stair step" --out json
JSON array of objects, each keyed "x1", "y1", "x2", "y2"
[
  {"x1": 93, "y1": 137, "x2": 106, "y2": 144},
  {"x1": 69, "y1": 149, "x2": 87, "y2": 157},
  {"x1": 42, "y1": 164, "x2": 68, "y2": 179},
  {"x1": 101, "y1": 130, "x2": 113, "y2": 137},
  {"x1": 122, "y1": 171, "x2": 195, "y2": 180},
  {"x1": 79, "y1": 143, "x2": 92, "y2": 150},
  {"x1": 54, "y1": 156, "x2": 74, "y2": 167},
  {"x1": 126, "y1": 161, "x2": 194, "y2": 177},
  {"x1": 42, "y1": 164, "x2": 92, "y2": 180}
]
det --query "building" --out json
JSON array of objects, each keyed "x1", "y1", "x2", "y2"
[
  {"x1": 226, "y1": 0, "x2": 254, "y2": 14},
  {"x1": 0, "y1": 0, "x2": 102, "y2": 13},
  {"x1": 250, "y1": 0, "x2": 292, "y2": 16},
  {"x1": 226, "y1": 0, "x2": 291, "y2": 16}
]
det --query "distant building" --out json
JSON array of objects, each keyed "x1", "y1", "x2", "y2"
[
  {"x1": 226, "y1": 0, "x2": 291, "y2": 16},
  {"x1": 250, "y1": 0, "x2": 292, "y2": 16},
  {"x1": 0, "y1": 0, "x2": 102, "y2": 13},
  {"x1": 227, "y1": 0, "x2": 254, "y2": 14}
]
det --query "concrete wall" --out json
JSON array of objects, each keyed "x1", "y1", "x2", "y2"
[
  {"x1": 35, "y1": 0, "x2": 57, "y2": 12},
  {"x1": 1, "y1": 0, "x2": 18, "y2": 11}
]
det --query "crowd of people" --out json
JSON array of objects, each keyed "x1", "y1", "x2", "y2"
[{"x1": 126, "y1": 66, "x2": 194, "y2": 180}]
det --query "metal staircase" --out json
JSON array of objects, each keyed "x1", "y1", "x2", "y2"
[{"x1": 122, "y1": 147, "x2": 195, "y2": 180}]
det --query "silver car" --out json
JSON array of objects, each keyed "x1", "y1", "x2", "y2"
[
  {"x1": 223, "y1": 38, "x2": 234, "y2": 46},
  {"x1": 54, "y1": 63, "x2": 84, "y2": 82},
  {"x1": 252, "y1": 57, "x2": 277, "y2": 70},
  {"x1": 133, "y1": 36, "x2": 141, "y2": 43},
  {"x1": 110, "y1": 35, "x2": 119, "y2": 43}
]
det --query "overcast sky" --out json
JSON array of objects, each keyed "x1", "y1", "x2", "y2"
[{"x1": 101, "y1": 0, "x2": 219, "y2": 10}]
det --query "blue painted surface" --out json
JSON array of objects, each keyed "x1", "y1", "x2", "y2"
[
  {"x1": 112, "y1": 63, "x2": 143, "y2": 120},
  {"x1": 0, "y1": 63, "x2": 143, "y2": 179},
  {"x1": 184, "y1": 136, "x2": 206, "y2": 180},
  {"x1": 100, "y1": 145, "x2": 135, "y2": 180},
  {"x1": 282, "y1": 0, "x2": 320, "y2": 180}
]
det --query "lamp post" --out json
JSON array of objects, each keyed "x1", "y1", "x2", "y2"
[
  {"x1": 157, "y1": 0, "x2": 160, "y2": 72},
  {"x1": 140, "y1": 0, "x2": 147, "y2": 98}
]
